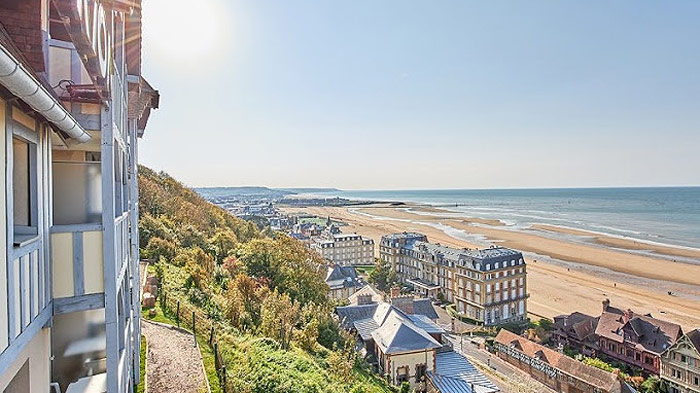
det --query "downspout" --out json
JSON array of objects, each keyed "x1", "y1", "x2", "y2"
[{"x1": 0, "y1": 44, "x2": 90, "y2": 143}]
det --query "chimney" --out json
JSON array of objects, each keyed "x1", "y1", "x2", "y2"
[
  {"x1": 391, "y1": 296, "x2": 414, "y2": 315},
  {"x1": 624, "y1": 309, "x2": 634, "y2": 323},
  {"x1": 357, "y1": 293, "x2": 373, "y2": 306},
  {"x1": 390, "y1": 286, "x2": 401, "y2": 299},
  {"x1": 602, "y1": 298, "x2": 610, "y2": 313}
]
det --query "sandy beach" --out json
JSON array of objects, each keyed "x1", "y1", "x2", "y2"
[{"x1": 282, "y1": 203, "x2": 700, "y2": 330}]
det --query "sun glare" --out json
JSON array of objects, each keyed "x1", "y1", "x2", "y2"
[{"x1": 143, "y1": 0, "x2": 229, "y2": 68}]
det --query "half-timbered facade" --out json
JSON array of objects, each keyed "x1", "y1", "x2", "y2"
[
  {"x1": 0, "y1": 0, "x2": 158, "y2": 392},
  {"x1": 661, "y1": 329, "x2": 700, "y2": 393}
]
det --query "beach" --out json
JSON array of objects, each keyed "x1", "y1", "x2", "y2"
[{"x1": 281, "y1": 203, "x2": 700, "y2": 330}]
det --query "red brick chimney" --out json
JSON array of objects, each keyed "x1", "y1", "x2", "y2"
[
  {"x1": 624, "y1": 309, "x2": 634, "y2": 323},
  {"x1": 390, "y1": 286, "x2": 401, "y2": 299}
]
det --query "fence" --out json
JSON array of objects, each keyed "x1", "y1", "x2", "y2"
[{"x1": 158, "y1": 290, "x2": 229, "y2": 393}]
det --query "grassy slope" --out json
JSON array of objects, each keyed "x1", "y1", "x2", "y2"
[{"x1": 139, "y1": 168, "x2": 391, "y2": 393}]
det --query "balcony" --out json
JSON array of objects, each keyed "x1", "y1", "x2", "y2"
[{"x1": 51, "y1": 224, "x2": 104, "y2": 300}]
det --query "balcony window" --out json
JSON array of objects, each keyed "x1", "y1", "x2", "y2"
[{"x1": 11, "y1": 132, "x2": 38, "y2": 245}]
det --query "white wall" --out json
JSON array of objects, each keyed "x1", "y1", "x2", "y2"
[{"x1": 0, "y1": 328, "x2": 51, "y2": 392}]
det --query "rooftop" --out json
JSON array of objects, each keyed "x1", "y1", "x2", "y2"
[
  {"x1": 496, "y1": 329, "x2": 620, "y2": 392},
  {"x1": 427, "y1": 351, "x2": 500, "y2": 393}
]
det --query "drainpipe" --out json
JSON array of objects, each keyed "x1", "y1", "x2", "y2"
[{"x1": 0, "y1": 44, "x2": 90, "y2": 143}]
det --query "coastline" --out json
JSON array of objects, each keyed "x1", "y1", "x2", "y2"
[{"x1": 281, "y1": 202, "x2": 700, "y2": 330}]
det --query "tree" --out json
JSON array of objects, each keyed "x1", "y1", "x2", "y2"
[
  {"x1": 639, "y1": 377, "x2": 663, "y2": 393},
  {"x1": 368, "y1": 258, "x2": 398, "y2": 292},
  {"x1": 209, "y1": 229, "x2": 238, "y2": 264},
  {"x1": 143, "y1": 237, "x2": 177, "y2": 262},
  {"x1": 182, "y1": 247, "x2": 216, "y2": 288},
  {"x1": 225, "y1": 273, "x2": 267, "y2": 330},
  {"x1": 222, "y1": 255, "x2": 243, "y2": 278},
  {"x1": 237, "y1": 236, "x2": 328, "y2": 305},
  {"x1": 259, "y1": 291, "x2": 299, "y2": 349},
  {"x1": 328, "y1": 335, "x2": 356, "y2": 382}
]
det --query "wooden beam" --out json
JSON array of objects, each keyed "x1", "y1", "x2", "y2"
[
  {"x1": 72, "y1": 232, "x2": 85, "y2": 295},
  {"x1": 53, "y1": 293, "x2": 105, "y2": 315},
  {"x1": 0, "y1": 304, "x2": 51, "y2": 373}
]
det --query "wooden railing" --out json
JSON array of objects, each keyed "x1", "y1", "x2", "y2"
[{"x1": 51, "y1": 223, "x2": 104, "y2": 299}]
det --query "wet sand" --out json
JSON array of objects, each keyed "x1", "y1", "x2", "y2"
[{"x1": 282, "y1": 204, "x2": 700, "y2": 329}]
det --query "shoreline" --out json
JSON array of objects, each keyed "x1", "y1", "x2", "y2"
[{"x1": 281, "y1": 203, "x2": 700, "y2": 330}]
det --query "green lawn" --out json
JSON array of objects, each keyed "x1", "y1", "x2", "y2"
[
  {"x1": 354, "y1": 264, "x2": 375, "y2": 275},
  {"x1": 133, "y1": 335, "x2": 147, "y2": 393}
]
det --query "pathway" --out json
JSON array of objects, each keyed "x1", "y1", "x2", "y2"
[{"x1": 141, "y1": 320, "x2": 206, "y2": 393}]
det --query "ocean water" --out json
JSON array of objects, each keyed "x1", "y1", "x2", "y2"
[{"x1": 303, "y1": 187, "x2": 700, "y2": 250}]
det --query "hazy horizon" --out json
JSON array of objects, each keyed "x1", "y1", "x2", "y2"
[
  {"x1": 139, "y1": 0, "x2": 700, "y2": 189},
  {"x1": 193, "y1": 184, "x2": 700, "y2": 192}
]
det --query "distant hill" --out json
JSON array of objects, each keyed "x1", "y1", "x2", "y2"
[
  {"x1": 278, "y1": 187, "x2": 341, "y2": 194},
  {"x1": 195, "y1": 186, "x2": 296, "y2": 200}
]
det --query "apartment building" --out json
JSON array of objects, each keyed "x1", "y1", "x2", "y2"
[
  {"x1": 312, "y1": 232, "x2": 374, "y2": 266},
  {"x1": 380, "y1": 232, "x2": 528, "y2": 326},
  {"x1": 661, "y1": 329, "x2": 700, "y2": 393},
  {"x1": 0, "y1": 1, "x2": 158, "y2": 392}
]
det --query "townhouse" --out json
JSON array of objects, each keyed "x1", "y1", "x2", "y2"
[{"x1": 661, "y1": 329, "x2": 700, "y2": 393}]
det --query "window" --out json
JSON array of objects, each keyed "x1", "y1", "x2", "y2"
[
  {"x1": 10, "y1": 124, "x2": 39, "y2": 245},
  {"x1": 396, "y1": 366, "x2": 409, "y2": 383},
  {"x1": 415, "y1": 364, "x2": 427, "y2": 382}
]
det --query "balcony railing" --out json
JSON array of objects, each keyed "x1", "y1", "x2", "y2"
[{"x1": 51, "y1": 223, "x2": 104, "y2": 299}]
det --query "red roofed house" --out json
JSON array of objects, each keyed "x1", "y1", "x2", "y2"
[{"x1": 595, "y1": 299, "x2": 683, "y2": 376}]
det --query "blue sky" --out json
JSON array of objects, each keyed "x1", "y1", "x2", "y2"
[{"x1": 139, "y1": 0, "x2": 700, "y2": 189}]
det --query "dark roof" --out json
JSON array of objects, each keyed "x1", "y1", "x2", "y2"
[
  {"x1": 595, "y1": 306, "x2": 682, "y2": 355},
  {"x1": 413, "y1": 299, "x2": 439, "y2": 320},
  {"x1": 325, "y1": 265, "x2": 363, "y2": 290},
  {"x1": 371, "y1": 311, "x2": 441, "y2": 354},
  {"x1": 496, "y1": 329, "x2": 620, "y2": 392},
  {"x1": 336, "y1": 304, "x2": 377, "y2": 329},
  {"x1": 336, "y1": 299, "x2": 439, "y2": 329},
  {"x1": 554, "y1": 312, "x2": 598, "y2": 342},
  {"x1": 688, "y1": 329, "x2": 700, "y2": 353}
]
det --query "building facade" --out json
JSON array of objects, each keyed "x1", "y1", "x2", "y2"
[
  {"x1": 0, "y1": 1, "x2": 158, "y2": 392},
  {"x1": 380, "y1": 232, "x2": 528, "y2": 326},
  {"x1": 325, "y1": 264, "x2": 363, "y2": 300},
  {"x1": 595, "y1": 300, "x2": 682, "y2": 376},
  {"x1": 495, "y1": 329, "x2": 622, "y2": 393},
  {"x1": 312, "y1": 232, "x2": 374, "y2": 266},
  {"x1": 661, "y1": 329, "x2": 700, "y2": 393}
]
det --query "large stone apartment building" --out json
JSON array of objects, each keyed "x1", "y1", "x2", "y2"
[
  {"x1": 0, "y1": 1, "x2": 158, "y2": 392},
  {"x1": 379, "y1": 232, "x2": 528, "y2": 326},
  {"x1": 312, "y1": 232, "x2": 374, "y2": 266}
]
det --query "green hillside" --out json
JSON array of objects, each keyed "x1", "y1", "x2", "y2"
[{"x1": 137, "y1": 166, "x2": 391, "y2": 393}]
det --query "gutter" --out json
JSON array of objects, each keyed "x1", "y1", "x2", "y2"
[{"x1": 0, "y1": 44, "x2": 90, "y2": 143}]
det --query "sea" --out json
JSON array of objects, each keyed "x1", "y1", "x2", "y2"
[{"x1": 299, "y1": 187, "x2": 700, "y2": 252}]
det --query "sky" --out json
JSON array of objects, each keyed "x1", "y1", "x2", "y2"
[{"x1": 139, "y1": 0, "x2": 700, "y2": 190}]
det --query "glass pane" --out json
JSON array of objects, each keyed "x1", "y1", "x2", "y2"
[
  {"x1": 52, "y1": 162, "x2": 102, "y2": 224},
  {"x1": 12, "y1": 137, "x2": 30, "y2": 226}
]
